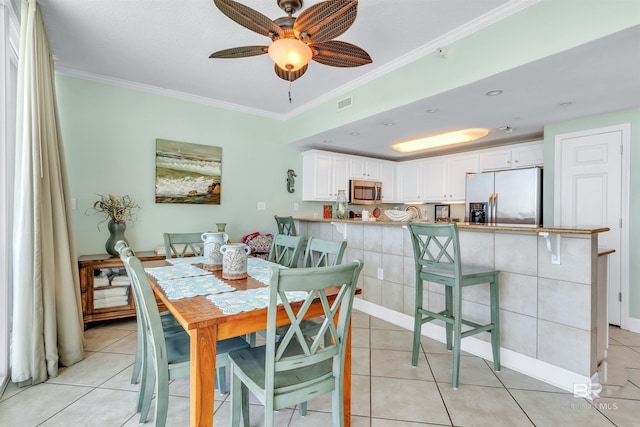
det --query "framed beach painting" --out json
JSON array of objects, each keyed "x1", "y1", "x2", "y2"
[{"x1": 155, "y1": 139, "x2": 222, "y2": 204}]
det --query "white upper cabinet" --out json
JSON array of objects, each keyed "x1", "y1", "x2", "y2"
[
  {"x1": 397, "y1": 161, "x2": 423, "y2": 203},
  {"x1": 379, "y1": 161, "x2": 396, "y2": 202},
  {"x1": 448, "y1": 154, "x2": 479, "y2": 200},
  {"x1": 422, "y1": 158, "x2": 446, "y2": 202},
  {"x1": 422, "y1": 153, "x2": 479, "y2": 202},
  {"x1": 512, "y1": 142, "x2": 544, "y2": 168},
  {"x1": 302, "y1": 150, "x2": 350, "y2": 201},
  {"x1": 479, "y1": 141, "x2": 544, "y2": 171},
  {"x1": 349, "y1": 158, "x2": 381, "y2": 181},
  {"x1": 303, "y1": 142, "x2": 540, "y2": 203}
]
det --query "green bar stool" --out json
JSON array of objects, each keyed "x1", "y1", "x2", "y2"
[
  {"x1": 274, "y1": 215, "x2": 297, "y2": 236},
  {"x1": 408, "y1": 222, "x2": 500, "y2": 389}
]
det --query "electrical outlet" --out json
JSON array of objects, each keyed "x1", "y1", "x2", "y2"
[
  {"x1": 71, "y1": 198, "x2": 77, "y2": 210},
  {"x1": 377, "y1": 268, "x2": 384, "y2": 280},
  {"x1": 293, "y1": 203, "x2": 299, "y2": 211},
  {"x1": 257, "y1": 202, "x2": 266, "y2": 210}
]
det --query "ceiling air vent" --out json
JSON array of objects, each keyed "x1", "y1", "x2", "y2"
[{"x1": 337, "y1": 96, "x2": 353, "y2": 111}]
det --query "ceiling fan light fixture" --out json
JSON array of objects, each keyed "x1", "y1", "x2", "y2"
[
  {"x1": 392, "y1": 128, "x2": 489, "y2": 153},
  {"x1": 268, "y1": 38, "x2": 312, "y2": 71}
]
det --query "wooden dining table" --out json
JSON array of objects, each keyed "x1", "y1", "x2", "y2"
[{"x1": 144, "y1": 258, "x2": 357, "y2": 427}]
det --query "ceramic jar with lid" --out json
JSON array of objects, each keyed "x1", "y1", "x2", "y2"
[
  {"x1": 201, "y1": 232, "x2": 228, "y2": 270},
  {"x1": 220, "y1": 243, "x2": 251, "y2": 280}
]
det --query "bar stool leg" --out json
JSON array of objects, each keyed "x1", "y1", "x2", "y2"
[
  {"x1": 412, "y1": 278, "x2": 424, "y2": 367},
  {"x1": 490, "y1": 275, "x2": 501, "y2": 371},
  {"x1": 452, "y1": 284, "x2": 462, "y2": 389},
  {"x1": 445, "y1": 286, "x2": 453, "y2": 351}
]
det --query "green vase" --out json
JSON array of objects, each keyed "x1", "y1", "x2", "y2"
[{"x1": 106, "y1": 220, "x2": 127, "y2": 256}]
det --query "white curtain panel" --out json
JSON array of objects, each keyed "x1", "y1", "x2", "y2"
[{"x1": 11, "y1": 0, "x2": 84, "y2": 385}]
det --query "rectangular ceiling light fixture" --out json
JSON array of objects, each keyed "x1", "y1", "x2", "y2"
[{"x1": 392, "y1": 128, "x2": 489, "y2": 153}]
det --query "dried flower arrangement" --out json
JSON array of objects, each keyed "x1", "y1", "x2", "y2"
[{"x1": 89, "y1": 194, "x2": 140, "y2": 227}]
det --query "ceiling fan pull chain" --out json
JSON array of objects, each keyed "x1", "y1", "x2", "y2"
[{"x1": 288, "y1": 70, "x2": 293, "y2": 103}]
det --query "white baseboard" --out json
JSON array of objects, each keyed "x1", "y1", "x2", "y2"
[
  {"x1": 353, "y1": 299, "x2": 591, "y2": 393},
  {"x1": 625, "y1": 316, "x2": 640, "y2": 333}
]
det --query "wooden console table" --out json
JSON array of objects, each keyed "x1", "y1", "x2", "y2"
[{"x1": 78, "y1": 251, "x2": 165, "y2": 329}]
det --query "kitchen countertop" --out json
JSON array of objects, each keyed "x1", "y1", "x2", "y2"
[{"x1": 294, "y1": 217, "x2": 610, "y2": 235}]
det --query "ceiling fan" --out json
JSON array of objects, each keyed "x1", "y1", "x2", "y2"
[{"x1": 209, "y1": 0, "x2": 372, "y2": 83}]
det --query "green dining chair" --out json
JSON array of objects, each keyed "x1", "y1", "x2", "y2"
[
  {"x1": 407, "y1": 222, "x2": 500, "y2": 389},
  {"x1": 296, "y1": 237, "x2": 348, "y2": 415},
  {"x1": 267, "y1": 234, "x2": 304, "y2": 268},
  {"x1": 229, "y1": 260, "x2": 364, "y2": 427},
  {"x1": 255, "y1": 234, "x2": 305, "y2": 346},
  {"x1": 116, "y1": 241, "x2": 250, "y2": 426},
  {"x1": 302, "y1": 237, "x2": 347, "y2": 268},
  {"x1": 164, "y1": 231, "x2": 248, "y2": 393},
  {"x1": 163, "y1": 232, "x2": 204, "y2": 259},
  {"x1": 130, "y1": 232, "x2": 204, "y2": 386},
  {"x1": 274, "y1": 215, "x2": 297, "y2": 236}
]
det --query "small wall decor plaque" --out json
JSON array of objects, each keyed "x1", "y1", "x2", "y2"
[{"x1": 155, "y1": 139, "x2": 222, "y2": 204}]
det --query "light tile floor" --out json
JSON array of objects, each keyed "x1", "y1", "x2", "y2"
[{"x1": 1, "y1": 311, "x2": 640, "y2": 426}]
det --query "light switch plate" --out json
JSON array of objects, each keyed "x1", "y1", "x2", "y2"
[{"x1": 257, "y1": 202, "x2": 266, "y2": 210}]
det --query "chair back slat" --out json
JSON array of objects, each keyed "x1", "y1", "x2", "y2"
[
  {"x1": 303, "y1": 237, "x2": 347, "y2": 268},
  {"x1": 408, "y1": 222, "x2": 461, "y2": 276},
  {"x1": 264, "y1": 261, "x2": 363, "y2": 381},
  {"x1": 267, "y1": 234, "x2": 304, "y2": 268},
  {"x1": 163, "y1": 232, "x2": 204, "y2": 259},
  {"x1": 274, "y1": 215, "x2": 297, "y2": 236}
]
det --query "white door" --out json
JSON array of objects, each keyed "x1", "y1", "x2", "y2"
[{"x1": 554, "y1": 124, "x2": 629, "y2": 326}]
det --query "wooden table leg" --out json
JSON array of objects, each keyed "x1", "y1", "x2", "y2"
[
  {"x1": 344, "y1": 318, "x2": 352, "y2": 427},
  {"x1": 190, "y1": 325, "x2": 218, "y2": 427}
]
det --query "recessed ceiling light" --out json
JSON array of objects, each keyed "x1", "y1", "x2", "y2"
[
  {"x1": 425, "y1": 108, "x2": 439, "y2": 113},
  {"x1": 558, "y1": 101, "x2": 573, "y2": 107},
  {"x1": 383, "y1": 121, "x2": 396, "y2": 127},
  {"x1": 486, "y1": 90, "x2": 503, "y2": 96},
  {"x1": 392, "y1": 128, "x2": 489, "y2": 153},
  {"x1": 349, "y1": 132, "x2": 360, "y2": 136}
]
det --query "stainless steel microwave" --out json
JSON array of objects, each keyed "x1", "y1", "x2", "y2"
[{"x1": 349, "y1": 180, "x2": 382, "y2": 205}]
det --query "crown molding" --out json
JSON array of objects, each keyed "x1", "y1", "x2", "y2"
[{"x1": 54, "y1": 66, "x2": 287, "y2": 121}]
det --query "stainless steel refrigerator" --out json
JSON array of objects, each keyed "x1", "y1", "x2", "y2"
[{"x1": 465, "y1": 167, "x2": 543, "y2": 225}]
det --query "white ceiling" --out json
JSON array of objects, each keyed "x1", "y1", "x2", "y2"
[{"x1": 38, "y1": 0, "x2": 640, "y2": 160}]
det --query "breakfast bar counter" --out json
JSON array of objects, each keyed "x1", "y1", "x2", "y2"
[
  {"x1": 294, "y1": 217, "x2": 610, "y2": 392},
  {"x1": 296, "y1": 216, "x2": 609, "y2": 234}
]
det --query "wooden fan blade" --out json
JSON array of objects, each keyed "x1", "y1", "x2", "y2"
[
  {"x1": 274, "y1": 64, "x2": 308, "y2": 82},
  {"x1": 213, "y1": 0, "x2": 284, "y2": 39},
  {"x1": 294, "y1": 0, "x2": 358, "y2": 44},
  {"x1": 311, "y1": 41, "x2": 372, "y2": 67},
  {"x1": 209, "y1": 46, "x2": 268, "y2": 58}
]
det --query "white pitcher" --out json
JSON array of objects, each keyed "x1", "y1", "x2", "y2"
[
  {"x1": 220, "y1": 243, "x2": 251, "y2": 280},
  {"x1": 201, "y1": 232, "x2": 228, "y2": 270}
]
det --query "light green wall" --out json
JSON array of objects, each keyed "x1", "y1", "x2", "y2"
[
  {"x1": 543, "y1": 107, "x2": 640, "y2": 318},
  {"x1": 56, "y1": 76, "x2": 317, "y2": 255},
  {"x1": 285, "y1": 0, "x2": 640, "y2": 142}
]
